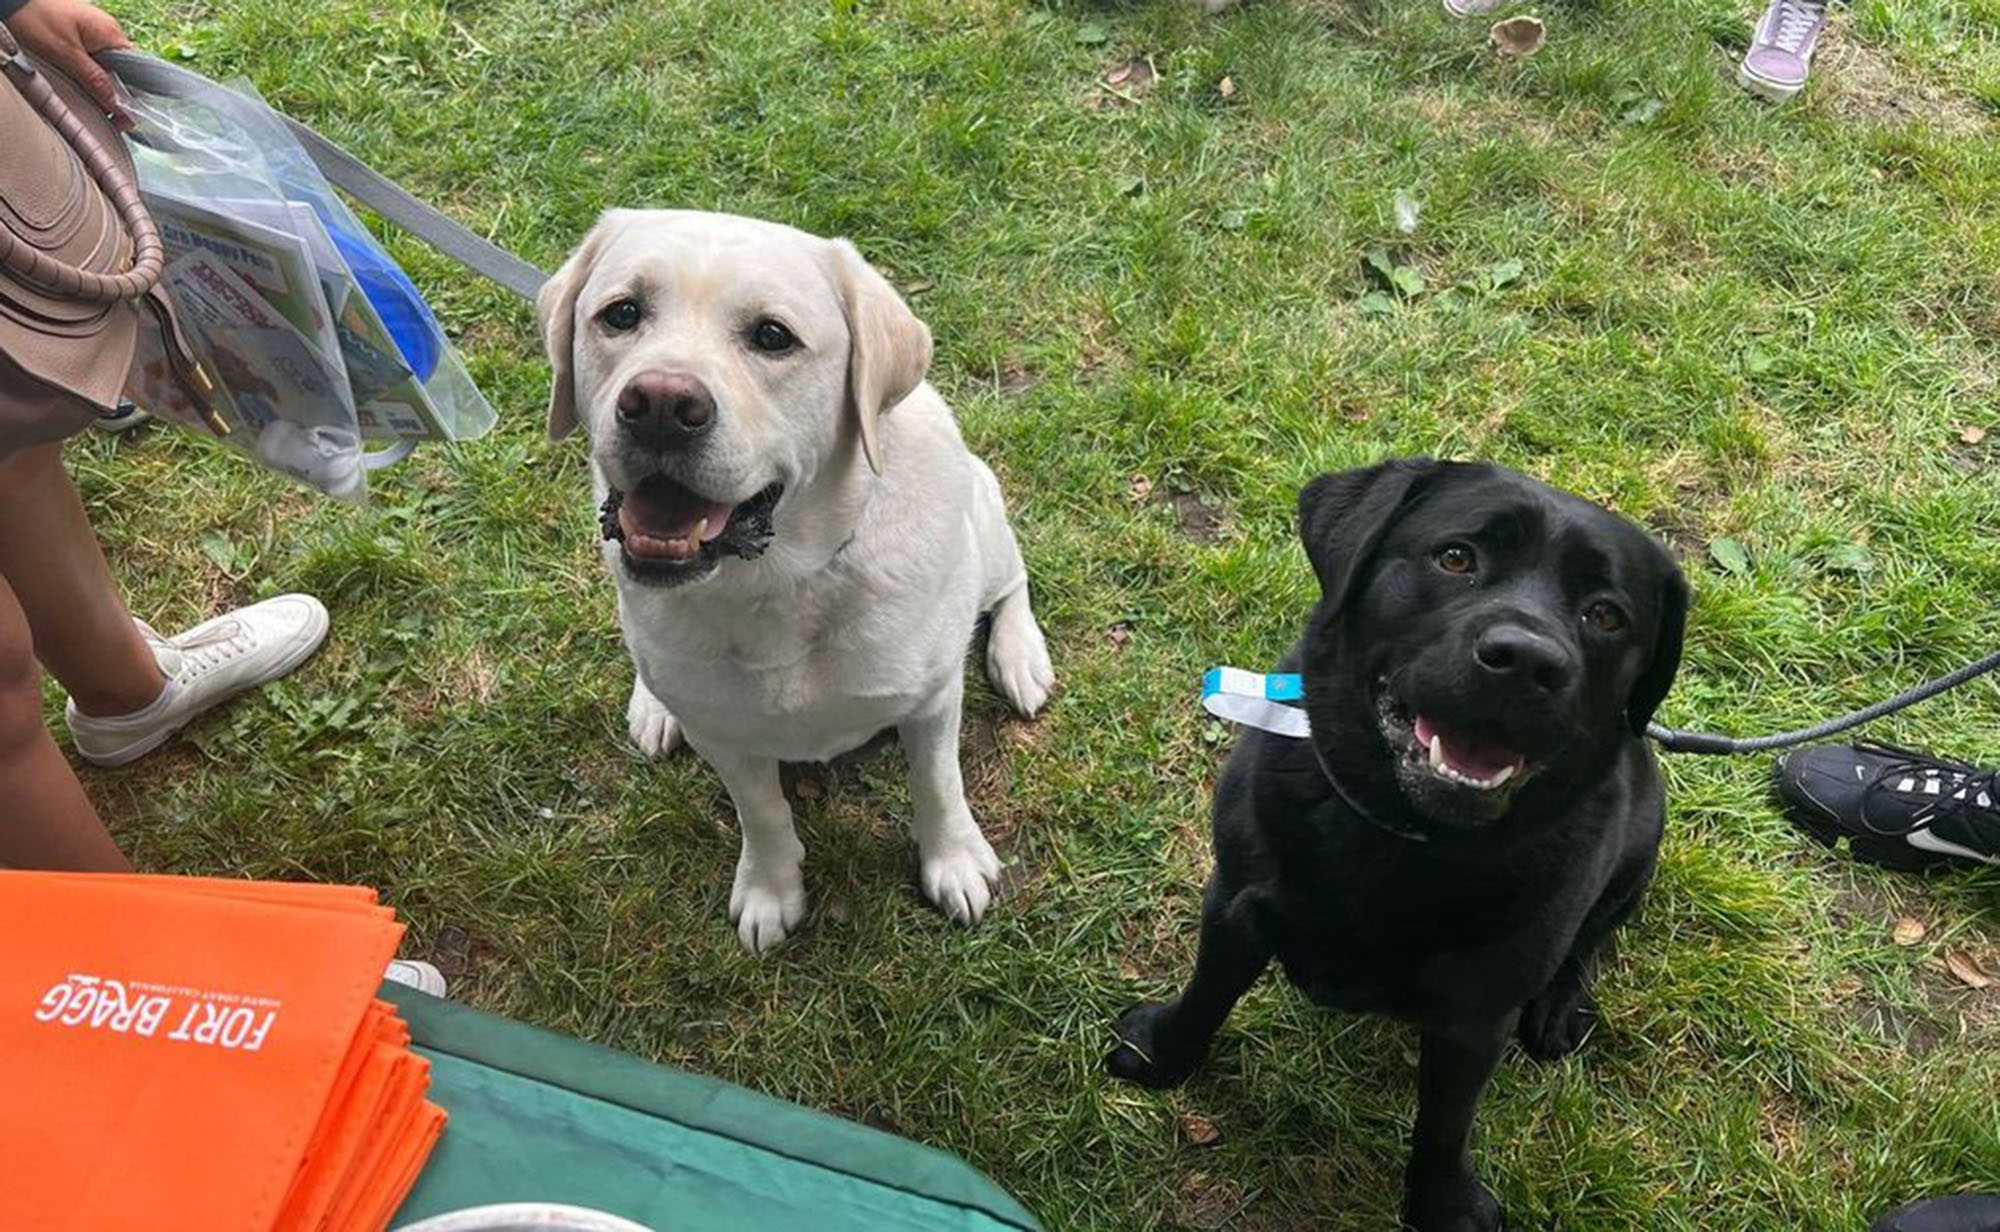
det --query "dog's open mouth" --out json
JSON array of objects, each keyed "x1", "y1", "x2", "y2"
[
  {"x1": 600, "y1": 475, "x2": 783, "y2": 585},
  {"x1": 1377, "y1": 688, "x2": 1536, "y2": 795}
]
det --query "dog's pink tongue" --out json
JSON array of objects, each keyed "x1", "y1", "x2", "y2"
[
  {"x1": 620, "y1": 488, "x2": 732, "y2": 548},
  {"x1": 619, "y1": 485, "x2": 734, "y2": 559},
  {"x1": 1413, "y1": 714, "x2": 1524, "y2": 780}
]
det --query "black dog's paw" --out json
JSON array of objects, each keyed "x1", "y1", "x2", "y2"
[
  {"x1": 1518, "y1": 983, "x2": 1597, "y2": 1062},
  {"x1": 1403, "y1": 1175, "x2": 1504, "y2": 1232},
  {"x1": 1105, "y1": 1003, "x2": 1202, "y2": 1089}
]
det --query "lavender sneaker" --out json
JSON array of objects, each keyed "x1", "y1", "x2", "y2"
[{"x1": 1739, "y1": 0, "x2": 1830, "y2": 102}]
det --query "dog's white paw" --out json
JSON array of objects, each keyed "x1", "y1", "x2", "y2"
[
  {"x1": 730, "y1": 853, "x2": 806, "y2": 954},
  {"x1": 919, "y1": 829, "x2": 1003, "y2": 926},
  {"x1": 987, "y1": 596, "x2": 1055, "y2": 718},
  {"x1": 627, "y1": 678, "x2": 683, "y2": 759}
]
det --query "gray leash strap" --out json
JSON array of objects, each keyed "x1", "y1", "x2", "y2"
[{"x1": 100, "y1": 50, "x2": 549, "y2": 303}]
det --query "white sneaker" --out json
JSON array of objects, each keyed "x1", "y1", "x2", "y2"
[
  {"x1": 65, "y1": 594, "x2": 331, "y2": 767},
  {"x1": 383, "y1": 959, "x2": 449, "y2": 998},
  {"x1": 1444, "y1": 0, "x2": 1508, "y2": 15}
]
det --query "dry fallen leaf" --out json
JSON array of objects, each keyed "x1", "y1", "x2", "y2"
[
  {"x1": 1961, "y1": 425, "x2": 1989, "y2": 446},
  {"x1": 1127, "y1": 474, "x2": 1154, "y2": 503},
  {"x1": 1945, "y1": 950, "x2": 1994, "y2": 990},
  {"x1": 1489, "y1": 15, "x2": 1546, "y2": 58},
  {"x1": 1106, "y1": 622, "x2": 1134, "y2": 650},
  {"x1": 1892, "y1": 917, "x2": 1928, "y2": 947},
  {"x1": 1180, "y1": 1111, "x2": 1222, "y2": 1147},
  {"x1": 1217, "y1": 75, "x2": 1237, "y2": 100}
]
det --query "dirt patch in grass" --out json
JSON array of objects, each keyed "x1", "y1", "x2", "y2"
[
  {"x1": 1757, "y1": 1088, "x2": 1812, "y2": 1166},
  {"x1": 1645, "y1": 507, "x2": 1709, "y2": 565},
  {"x1": 1171, "y1": 1170, "x2": 1255, "y2": 1230},
  {"x1": 1710, "y1": 145, "x2": 1792, "y2": 193},
  {"x1": 1844, "y1": 995, "x2": 1948, "y2": 1057},
  {"x1": 993, "y1": 842, "x2": 1052, "y2": 906},
  {"x1": 1947, "y1": 419, "x2": 1996, "y2": 474},
  {"x1": 996, "y1": 359, "x2": 1042, "y2": 397},
  {"x1": 447, "y1": 644, "x2": 502, "y2": 707},
  {"x1": 1828, "y1": 875, "x2": 1905, "y2": 932},
  {"x1": 455, "y1": 317, "x2": 533, "y2": 354},
  {"x1": 426, "y1": 923, "x2": 503, "y2": 988},
  {"x1": 1152, "y1": 486, "x2": 1230, "y2": 544},
  {"x1": 1823, "y1": 873, "x2": 2000, "y2": 1052},
  {"x1": 960, "y1": 707, "x2": 1030, "y2": 847},
  {"x1": 1402, "y1": 88, "x2": 1563, "y2": 148},
  {"x1": 1638, "y1": 460, "x2": 1731, "y2": 564},
  {"x1": 1823, "y1": 876, "x2": 1955, "y2": 1055},
  {"x1": 784, "y1": 730, "x2": 898, "y2": 799},
  {"x1": 1118, "y1": 892, "x2": 1203, "y2": 984},
  {"x1": 1817, "y1": 40, "x2": 1996, "y2": 137}
]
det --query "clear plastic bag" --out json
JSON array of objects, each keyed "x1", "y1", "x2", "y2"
[{"x1": 112, "y1": 62, "x2": 496, "y2": 501}]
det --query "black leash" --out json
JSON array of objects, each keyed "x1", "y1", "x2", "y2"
[{"x1": 1647, "y1": 647, "x2": 2000, "y2": 755}]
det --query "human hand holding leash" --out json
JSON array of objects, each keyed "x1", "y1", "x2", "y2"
[{"x1": 2, "y1": 0, "x2": 132, "y2": 125}]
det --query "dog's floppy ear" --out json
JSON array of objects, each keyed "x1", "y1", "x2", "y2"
[
  {"x1": 1627, "y1": 563, "x2": 1689, "y2": 736},
  {"x1": 1297, "y1": 458, "x2": 1440, "y2": 612},
  {"x1": 823, "y1": 238, "x2": 932, "y2": 475},
  {"x1": 535, "y1": 224, "x2": 607, "y2": 442}
]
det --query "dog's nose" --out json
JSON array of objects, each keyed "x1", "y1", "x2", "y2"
[
  {"x1": 616, "y1": 371, "x2": 714, "y2": 443},
  {"x1": 1473, "y1": 625, "x2": 1574, "y2": 694}
]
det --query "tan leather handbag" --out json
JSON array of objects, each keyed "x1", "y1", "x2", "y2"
[{"x1": 0, "y1": 24, "x2": 216, "y2": 451}]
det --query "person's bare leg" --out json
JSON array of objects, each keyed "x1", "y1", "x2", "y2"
[
  {"x1": 0, "y1": 570, "x2": 131, "y2": 871},
  {"x1": 0, "y1": 444, "x2": 164, "y2": 717}
]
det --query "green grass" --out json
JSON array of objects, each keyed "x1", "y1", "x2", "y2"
[{"x1": 59, "y1": 0, "x2": 2000, "y2": 1226}]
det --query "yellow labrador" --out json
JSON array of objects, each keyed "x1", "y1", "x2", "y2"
[{"x1": 538, "y1": 210, "x2": 1055, "y2": 952}]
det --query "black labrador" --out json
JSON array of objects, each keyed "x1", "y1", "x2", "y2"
[{"x1": 1107, "y1": 459, "x2": 1689, "y2": 1232}]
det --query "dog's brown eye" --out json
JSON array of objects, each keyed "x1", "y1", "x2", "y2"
[
  {"x1": 749, "y1": 318, "x2": 798, "y2": 354},
  {"x1": 1583, "y1": 600, "x2": 1627, "y2": 633},
  {"x1": 599, "y1": 299, "x2": 641, "y2": 331},
  {"x1": 1434, "y1": 544, "x2": 1477, "y2": 576}
]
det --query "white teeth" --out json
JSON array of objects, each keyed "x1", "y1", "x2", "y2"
[
  {"x1": 1417, "y1": 741, "x2": 1522, "y2": 791},
  {"x1": 693, "y1": 516, "x2": 709, "y2": 541},
  {"x1": 1409, "y1": 722, "x2": 1522, "y2": 791}
]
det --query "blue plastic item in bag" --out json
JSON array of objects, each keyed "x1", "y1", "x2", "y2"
[{"x1": 324, "y1": 210, "x2": 441, "y2": 383}]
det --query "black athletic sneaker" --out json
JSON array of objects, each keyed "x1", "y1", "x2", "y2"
[
  {"x1": 1871, "y1": 1195, "x2": 2000, "y2": 1232},
  {"x1": 1774, "y1": 742, "x2": 2000, "y2": 871}
]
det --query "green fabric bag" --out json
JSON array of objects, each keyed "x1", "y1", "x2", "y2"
[{"x1": 383, "y1": 984, "x2": 1042, "y2": 1232}]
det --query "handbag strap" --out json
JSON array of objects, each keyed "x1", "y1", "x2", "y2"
[{"x1": 0, "y1": 27, "x2": 163, "y2": 303}]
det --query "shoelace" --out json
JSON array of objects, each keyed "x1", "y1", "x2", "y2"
[
  {"x1": 1856, "y1": 740, "x2": 2000, "y2": 850},
  {"x1": 1769, "y1": 0, "x2": 1826, "y2": 54},
  {"x1": 149, "y1": 619, "x2": 256, "y2": 681}
]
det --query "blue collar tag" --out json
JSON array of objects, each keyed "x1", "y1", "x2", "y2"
[{"x1": 1202, "y1": 668, "x2": 1310, "y2": 739}]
